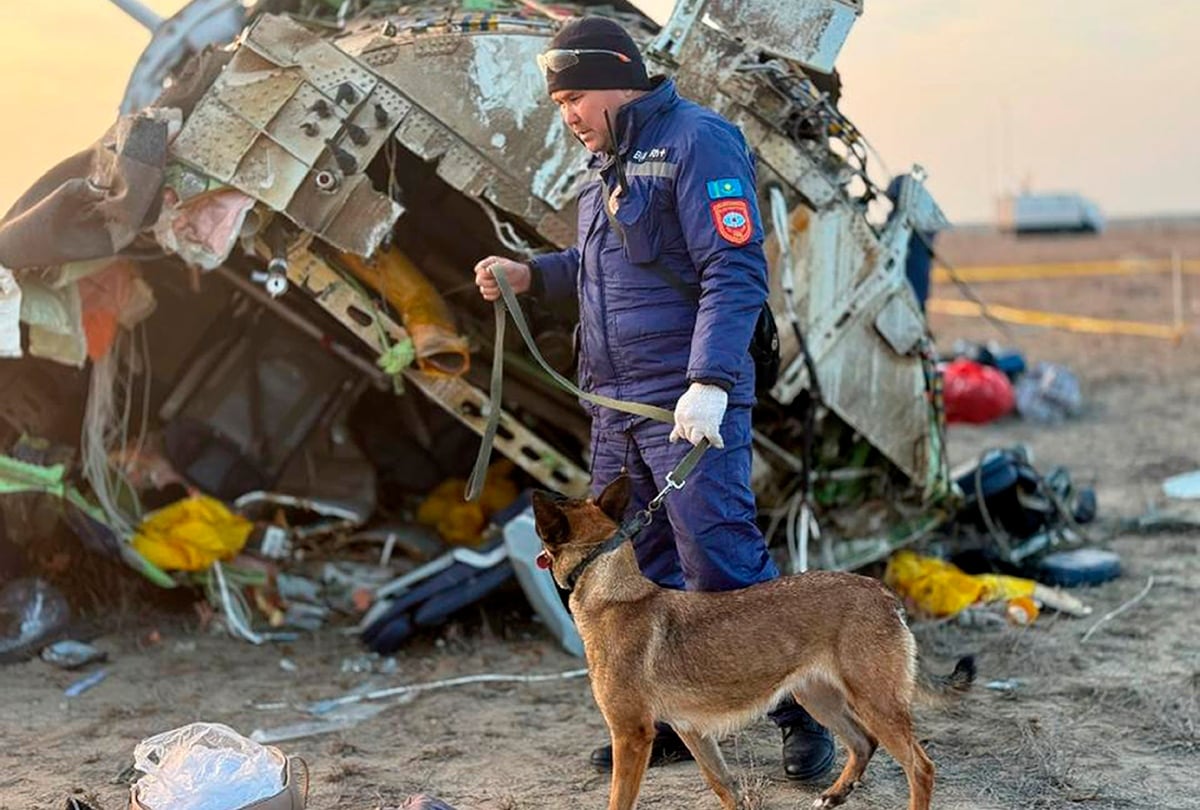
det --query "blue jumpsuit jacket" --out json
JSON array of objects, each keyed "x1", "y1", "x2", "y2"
[{"x1": 529, "y1": 78, "x2": 779, "y2": 595}]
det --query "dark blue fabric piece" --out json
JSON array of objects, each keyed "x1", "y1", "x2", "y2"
[{"x1": 904, "y1": 232, "x2": 934, "y2": 312}]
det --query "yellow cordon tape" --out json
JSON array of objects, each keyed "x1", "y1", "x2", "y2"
[
  {"x1": 933, "y1": 259, "x2": 1200, "y2": 284},
  {"x1": 928, "y1": 298, "x2": 1187, "y2": 340}
]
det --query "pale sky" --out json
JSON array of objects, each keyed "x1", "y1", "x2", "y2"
[{"x1": 1, "y1": 1, "x2": 1197, "y2": 223}]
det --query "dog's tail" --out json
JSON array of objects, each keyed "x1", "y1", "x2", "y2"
[{"x1": 914, "y1": 655, "x2": 976, "y2": 707}]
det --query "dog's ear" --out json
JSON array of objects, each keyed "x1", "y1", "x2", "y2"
[
  {"x1": 531, "y1": 490, "x2": 569, "y2": 546},
  {"x1": 595, "y1": 474, "x2": 631, "y2": 523}
]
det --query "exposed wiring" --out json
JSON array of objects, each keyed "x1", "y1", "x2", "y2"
[
  {"x1": 209, "y1": 560, "x2": 265, "y2": 645},
  {"x1": 474, "y1": 196, "x2": 538, "y2": 260}
]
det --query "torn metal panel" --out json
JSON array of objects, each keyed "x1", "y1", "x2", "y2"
[
  {"x1": 747, "y1": 124, "x2": 844, "y2": 210},
  {"x1": 306, "y1": 173, "x2": 403, "y2": 257},
  {"x1": 171, "y1": 93, "x2": 259, "y2": 183},
  {"x1": 334, "y1": 18, "x2": 589, "y2": 242},
  {"x1": 171, "y1": 14, "x2": 403, "y2": 256},
  {"x1": 874, "y1": 294, "x2": 926, "y2": 357},
  {"x1": 266, "y1": 82, "x2": 348, "y2": 165},
  {"x1": 704, "y1": 0, "x2": 862, "y2": 73},
  {"x1": 212, "y1": 53, "x2": 305, "y2": 128},
  {"x1": 236, "y1": 135, "x2": 311, "y2": 211},
  {"x1": 766, "y1": 201, "x2": 936, "y2": 483}
]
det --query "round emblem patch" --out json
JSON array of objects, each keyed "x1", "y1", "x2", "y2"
[{"x1": 709, "y1": 199, "x2": 753, "y2": 245}]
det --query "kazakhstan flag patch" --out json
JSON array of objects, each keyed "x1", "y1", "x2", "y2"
[{"x1": 705, "y1": 178, "x2": 743, "y2": 200}]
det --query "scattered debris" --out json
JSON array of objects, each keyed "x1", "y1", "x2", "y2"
[
  {"x1": 249, "y1": 701, "x2": 389, "y2": 745},
  {"x1": 0, "y1": 578, "x2": 70, "y2": 664},
  {"x1": 1015, "y1": 362, "x2": 1084, "y2": 423},
  {"x1": 132, "y1": 495, "x2": 253, "y2": 572},
  {"x1": 985, "y1": 679, "x2": 1021, "y2": 693},
  {"x1": 1163, "y1": 470, "x2": 1200, "y2": 500},
  {"x1": 395, "y1": 797, "x2": 459, "y2": 810},
  {"x1": 886, "y1": 550, "x2": 1091, "y2": 621},
  {"x1": 1036, "y1": 548, "x2": 1122, "y2": 587},
  {"x1": 63, "y1": 668, "x2": 109, "y2": 698},
  {"x1": 942, "y1": 358, "x2": 1015, "y2": 424},
  {"x1": 306, "y1": 667, "x2": 589, "y2": 716},
  {"x1": 40, "y1": 640, "x2": 107, "y2": 670},
  {"x1": 1080, "y1": 576, "x2": 1155, "y2": 644}
]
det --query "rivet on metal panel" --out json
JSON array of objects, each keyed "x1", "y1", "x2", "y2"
[
  {"x1": 360, "y1": 48, "x2": 400, "y2": 69},
  {"x1": 414, "y1": 34, "x2": 462, "y2": 57},
  {"x1": 314, "y1": 170, "x2": 340, "y2": 193},
  {"x1": 310, "y1": 99, "x2": 332, "y2": 118},
  {"x1": 300, "y1": 121, "x2": 319, "y2": 137},
  {"x1": 374, "y1": 103, "x2": 390, "y2": 127}
]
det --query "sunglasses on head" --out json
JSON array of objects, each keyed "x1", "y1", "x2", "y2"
[{"x1": 536, "y1": 47, "x2": 632, "y2": 74}]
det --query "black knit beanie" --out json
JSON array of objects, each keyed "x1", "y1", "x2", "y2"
[{"x1": 543, "y1": 17, "x2": 650, "y2": 94}]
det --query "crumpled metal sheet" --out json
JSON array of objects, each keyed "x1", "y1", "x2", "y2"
[
  {"x1": 171, "y1": 14, "x2": 404, "y2": 257},
  {"x1": 763, "y1": 199, "x2": 937, "y2": 485},
  {"x1": 704, "y1": 0, "x2": 862, "y2": 73},
  {"x1": 335, "y1": 16, "x2": 582, "y2": 246}
]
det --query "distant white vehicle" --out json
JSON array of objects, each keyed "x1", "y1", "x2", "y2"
[{"x1": 997, "y1": 193, "x2": 1105, "y2": 234}]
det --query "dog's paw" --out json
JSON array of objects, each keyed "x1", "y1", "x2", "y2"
[{"x1": 812, "y1": 795, "x2": 844, "y2": 809}]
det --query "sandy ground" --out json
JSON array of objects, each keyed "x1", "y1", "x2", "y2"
[{"x1": 2, "y1": 226, "x2": 1199, "y2": 810}]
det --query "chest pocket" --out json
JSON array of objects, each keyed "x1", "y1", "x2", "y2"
[{"x1": 604, "y1": 180, "x2": 662, "y2": 265}]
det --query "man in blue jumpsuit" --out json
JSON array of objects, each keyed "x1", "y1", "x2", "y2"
[{"x1": 474, "y1": 16, "x2": 834, "y2": 782}]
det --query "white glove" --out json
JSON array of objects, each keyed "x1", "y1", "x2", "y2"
[{"x1": 670, "y1": 382, "x2": 728, "y2": 448}]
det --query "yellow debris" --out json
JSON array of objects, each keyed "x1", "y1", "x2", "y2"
[
  {"x1": 416, "y1": 460, "x2": 520, "y2": 547},
  {"x1": 884, "y1": 550, "x2": 1038, "y2": 619},
  {"x1": 131, "y1": 495, "x2": 253, "y2": 572}
]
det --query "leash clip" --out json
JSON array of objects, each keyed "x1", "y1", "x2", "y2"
[{"x1": 647, "y1": 474, "x2": 685, "y2": 512}]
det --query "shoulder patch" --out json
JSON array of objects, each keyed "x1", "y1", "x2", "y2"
[
  {"x1": 710, "y1": 199, "x2": 753, "y2": 245},
  {"x1": 706, "y1": 178, "x2": 744, "y2": 200}
]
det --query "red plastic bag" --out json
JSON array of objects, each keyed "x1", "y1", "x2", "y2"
[{"x1": 942, "y1": 359, "x2": 1015, "y2": 424}]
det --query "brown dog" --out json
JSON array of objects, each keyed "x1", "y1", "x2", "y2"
[{"x1": 531, "y1": 476, "x2": 974, "y2": 810}]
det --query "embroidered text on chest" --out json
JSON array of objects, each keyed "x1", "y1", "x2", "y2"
[{"x1": 631, "y1": 147, "x2": 670, "y2": 163}]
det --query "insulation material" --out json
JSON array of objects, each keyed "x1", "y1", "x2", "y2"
[
  {"x1": 78, "y1": 260, "x2": 158, "y2": 361},
  {"x1": 0, "y1": 265, "x2": 21, "y2": 358},
  {"x1": 338, "y1": 248, "x2": 470, "y2": 376},
  {"x1": 20, "y1": 278, "x2": 86, "y2": 368},
  {"x1": 152, "y1": 188, "x2": 257, "y2": 270}
]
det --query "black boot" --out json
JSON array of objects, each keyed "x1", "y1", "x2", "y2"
[
  {"x1": 781, "y1": 710, "x2": 836, "y2": 782},
  {"x1": 589, "y1": 722, "x2": 694, "y2": 771}
]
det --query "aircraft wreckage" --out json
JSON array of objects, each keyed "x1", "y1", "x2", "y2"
[{"x1": 0, "y1": 0, "x2": 951, "y2": 644}]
